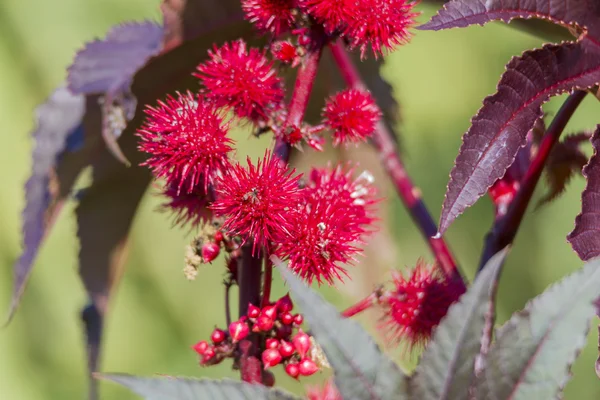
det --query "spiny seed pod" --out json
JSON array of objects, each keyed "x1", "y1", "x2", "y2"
[
  {"x1": 229, "y1": 320, "x2": 250, "y2": 342},
  {"x1": 299, "y1": 358, "x2": 319, "y2": 376},
  {"x1": 202, "y1": 242, "x2": 220, "y2": 263},
  {"x1": 285, "y1": 363, "x2": 300, "y2": 379},
  {"x1": 192, "y1": 340, "x2": 209, "y2": 355},
  {"x1": 279, "y1": 340, "x2": 295, "y2": 358},
  {"x1": 262, "y1": 348, "x2": 282, "y2": 369},
  {"x1": 247, "y1": 303, "x2": 261, "y2": 319},
  {"x1": 211, "y1": 328, "x2": 226, "y2": 344},
  {"x1": 293, "y1": 330, "x2": 311, "y2": 358},
  {"x1": 276, "y1": 294, "x2": 294, "y2": 313},
  {"x1": 266, "y1": 338, "x2": 280, "y2": 349}
]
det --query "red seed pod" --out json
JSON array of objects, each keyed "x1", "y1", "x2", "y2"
[
  {"x1": 280, "y1": 312, "x2": 294, "y2": 325},
  {"x1": 285, "y1": 363, "x2": 300, "y2": 379},
  {"x1": 214, "y1": 230, "x2": 224, "y2": 244},
  {"x1": 298, "y1": 358, "x2": 319, "y2": 376},
  {"x1": 293, "y1": 313, "x2": 304, "y2": 326},
  {"x1": 247, "y1": 303, "x2": 261, "y2": 319},
  {"x1": 254, "y1": 314, "x2": 275, "y2": 332},
  {"x1": 279, "y1": 340, "x2": 295, "y2": 358},
  {"x1": 202, "y1": 346, "x2": 217, "y2": 364},
  {"x1": 192, "y1": 340, "x2": 209, "y2": 355},
  {"x1": 229, "y1": 320, "x2": 250, "y2": 342},
  {"x1": 275, "y1": 324, "x2": 293, "y2": 339},
  {"x1": 293, "y1": 330, "x2": 311, "y2": 358},
  {"x1": 266, "y1": 338, "x2": 280, "y2": 350},
  {"x1": 276, "y1": 294, "x2": 294, "y2": 313},
  {"x1": 201, "y1": 242, "x2": 220, "y2": 263},
  {"x1": 262, "y1": 348, "x2": 282, "y2": 369},
  {"x1": 262, "y1": 305, "x2": 278, "y2": 320},
  {"x1": 211, "y1": 328, "x2": 227, "y2": 344}
]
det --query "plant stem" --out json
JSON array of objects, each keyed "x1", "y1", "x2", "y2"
[
  {"x1": 478, "y1": 90, "x2": 587, "y2": 270},
  {"x1": 328, "y1": 40, "x2": 462, "y2": 283},
  {"x1": 262, "y1": 249, "x2": 273, "y2": 307},
  {"x1": 341, "y1": 291, "x2": 379, "y2": 317},
  {"x1": 224, "y1": 280, "x2": 232, "y2": 327}
]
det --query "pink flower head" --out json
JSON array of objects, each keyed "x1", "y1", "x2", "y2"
[
  {"x1": 212, "y1": 150, "x2": 302, "y2": 254},
  {"x1": 138, "y1": 91, "x2": 233, "y2": 193},
  {"x1": 306, "y1": 379, "x2": 342, "y2": 400},
  {"x1": 342, "y1": 0, "x2": 418, "y2": 58},
  {"x1": 276, "y1": 165, "x2": 378, "y2": 284},
  {"x1": 323, "y1": 89, "x2": 381, "y2": 146},
  {"x1": 381, "y1": 261, "x2": 465, "y2": 350},
  {"x1": 194, "y1": 40, "x2": 285, "y2": 122},
  {"x1": 242, "y1": 0, "x2": 296, "y2": 37},
  {"x1": 160, "y1": 179, "x2": 212, "y2": 227}
]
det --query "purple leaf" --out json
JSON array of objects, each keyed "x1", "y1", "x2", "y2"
[
  {"x1": 419, "y1": 0, "x2": 600, "y2": 48},
  {"x1": 439, "y1": 43, "x2": 600, "y2": 234},
  {"x1": 567, "y1": 126, "x2": 600, "y2": 260},
  {"x1": 7, "y1": 86, "x2": 85, "y2": 323}
]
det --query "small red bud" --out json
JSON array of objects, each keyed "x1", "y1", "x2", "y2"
[
  {"x1": 192, "y1": 340, "x2": 209, "y2": 355},
  {"x1": 276, "y1": 294, "x2": 294, "y2": 313},
  {"x1": 202, "y1": 346, "x2": 216, "y2": 364},
  {"x1": 271, "y1": 41, "x2": 296, "y2": 64},
  {"x1": 229, "y1": 320, "x2": 250, "y2": 342},
  {"x1": 298, "y1": 358, "x2": 319, "y2": 376},
  {"x1": 279, "y1": 340, "x2": 295, "y2": 357},
  {"x1": 293, "y1": 313, "x2": 304, "y2": 326},
  {"x1": 202, "y1": 242, "x2": 220, "y2": 263},
  {"x1": 214, "y1": 231, "x2": 224, "y2": 244},
  {"x1": 247, "y1": 303, "x2": 261, "y2": 319},
  {"x1": 293, "y1": 330, "x2": 311, "y2": 358},
  {"x1": 211, "y1": 328, "x2": 226, "y2": 344},
  {"x1": 262, "y1": 370, "x2": 276, "y2": 387},
  {"x1": 285, "y1": 363, "x2": 300, "y2": 379},
  {"x1": 266, "y1": 338, "x2": 280, "y2": 349},
  {"x1": 275, "y1": 324, "x2": 292, "y2": 339},
  {"x1": 280, "y1": 312, "x2": 294, "y2": 325},
  {"x1": 262, "y1": 305, "x2": 278, "y2": 320},
  {"x1": 298, "y1": 34, "x2": 311, "y2": 46},
  {"x1": 262, "y1": 348, "x2": 282, "y2": 369},
  {"x1": 254, "y1": 314, "x2": 275, "y2": 332}
]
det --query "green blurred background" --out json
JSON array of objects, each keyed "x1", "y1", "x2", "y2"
[{"x1": 1, "y1": 0, "x2": 599, "y2": 398}]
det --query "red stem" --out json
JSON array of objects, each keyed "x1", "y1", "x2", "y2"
[
  {"x1": 478, "y1": 90, "x2": 587, "y2": 269},
  {"x1": 341, "y1": 292, "x2": 379, "y2": 317},
  {"x1": 329, "y1": 41, "x2": 462, "y2": 283},
  {"x1": 262, "y1": 248, "x2": 273, "y2": 307}
]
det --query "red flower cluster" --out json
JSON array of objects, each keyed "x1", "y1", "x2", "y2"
[
  {"x1": 323, "y1": 89, "x2": 381, "y2": 146},
  {"x1": 195, "y1": 40, "x2": 285, "y2": 123},
  {"x1": 138, "y1": 91, "x2": 233, "y2": 194},
  {"x1": 381, "y1": 261, "x2": 465, "y2": 349}
]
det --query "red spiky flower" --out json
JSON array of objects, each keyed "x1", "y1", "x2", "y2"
[
  {"x1": 380, "y1": 261, "x2": 465, "y2": 349},
  {"x1": 138, "y1": 91, "x2": 233, "y2": 193},
  {"x1": 275, "y1": 165, "x2": 378, "y2": 284},
  {"x1": 212, "y1": 150, "x2": 302, "y2": 254},
  {"x1": 242, "y1": 0, "x2": 296, "y2": 37},
  {"x1": 195, "y1": 40, "x2": 285, "y2": 123},
  {"x1": 342, "y1": 0, "x2": 418, "y2": 58},
  {"x1": 160, "y1": 179, "x2": 212, "y2": 227},
  {"x1": 323, "y1": 89, "x2": 381, "y2": 145},
  {"x1": 302, "y1": 0, "x2": 351, "y2": 34}
]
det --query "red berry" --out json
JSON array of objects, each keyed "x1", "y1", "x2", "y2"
[
  {"x1": 293, "y1": 330, "x2": 311, "y2": 358},
  {"x1": 279, "y1": 340, "x2": 295, "y2": 357},
  {"x1": 262, "y1": 348, "x2": 282, "y2": 369},
  {"x1": 214, "y1": 231, "x2": 224, "y2": 244},
  {"x1": 202, "y1": 346, "x2": 217, "y2": 364},
  {"x1": 285, "y1": 363, "x2": 300, "y2": 379},
  {"x1": 262, "y1": 305, "x2": 278, "y2": 320},
  {"x1": 202, "y1": 242, "x2": 220, "y2": 263},
  {"x1": 280, "y1": 312, "x2": 294, "y2": 325},
  {"x1": 192, "y1": 340, "x2": 209, "y2": 355},
  {"x1": 299, "y1": 358, "x2": 319, "y2": 376},
  {"x1": 229, "y1": 320, "x2": 250, "y2": 342},
  {"x1": 276, "y1": 294, "x2": 294, "y2": 313},
  {"x1": 211, "y1": 328, "x2": 226, "y2": 344},
  {"x1": 266, "y1": 338, "x2": 280, "y2": 349},
  {"x1": 254, "y1": 314, "x2": 275, "y2": 332},
  {"x1": 247, "y1": 303, "x2": 261, "y2": 319},
  {"x1": 293, "y1": 314, "x2": 304, "y2": 325}
]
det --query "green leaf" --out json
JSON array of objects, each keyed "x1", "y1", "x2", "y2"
[
  {"x1": 473, "y1": 258, "x2": 600, "y2": 400},
  {"x1": 273, "y1": 256, "x2": 408, "y2": 400},
  {"x1": 101, "y1": 374, "x2": 301, "y2": 400},
  {"x1": 409, "y1": 249, "x2": 508, "y2": 400}
]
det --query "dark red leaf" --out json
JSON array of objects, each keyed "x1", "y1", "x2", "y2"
[
  {"x1": 419, "y1": 0, "x2": 600, "y2": 48},
  {"x1": 439, "y1": 43, "x2": 600, "y2": 234},
  {"x1": 567, "y1": 126, "x2": 600, "y2": 260}
]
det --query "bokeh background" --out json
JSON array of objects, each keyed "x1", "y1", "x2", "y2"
[{"x1": 1, "y1": 0, "x2": 599, "y2": 399}]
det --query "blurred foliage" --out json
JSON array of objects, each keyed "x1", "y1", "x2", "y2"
[{"x1": 0, "y1": 1, "x2": 599, "y2": 399}]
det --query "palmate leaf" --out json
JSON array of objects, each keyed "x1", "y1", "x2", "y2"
[
  {"x1": 473, "y1": 257, "x2": 600, "y2": 399},
  {"x1": 102, "y1": 374, "x2": 302, "y2": 400},
  {"x1": 568, "y1": 126, "x2": 600, "y2": 260},
  {"x1": 434, "y1": 42, "x2": 600, "y2": 234},
  {"x1": 273, "y1": 256, "x2": 408, "y2": 400},
  {"x1": 408, "y1": 250, "x2": 506, "y2": 400}
]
